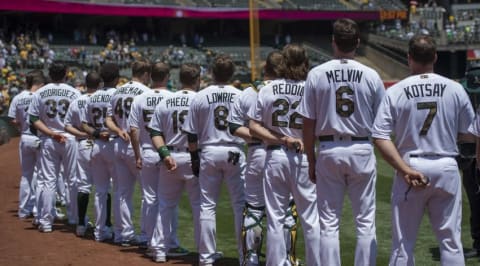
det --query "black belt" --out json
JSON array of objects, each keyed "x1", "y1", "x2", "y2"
[
  {"x1": 167, "y1": 146, "x2": 189, "y2": 152},
  {"x1": 409, "y1": 154, "x2": 455, "y2": 158},
  {"x1": 248, "y1": 142, "x2": 262, "y2": 147},
  {"x1": 266, "y1": 145, "x2": 283, "y2": 150},
  {"x1": 318, "y1": 135, "x2": 369, "y2": 142}
]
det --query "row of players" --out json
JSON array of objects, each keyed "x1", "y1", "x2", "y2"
[{"x1": 8, "y1": 18, "x2": 480, "y2": 266}]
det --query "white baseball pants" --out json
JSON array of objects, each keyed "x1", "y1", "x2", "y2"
[
  {"x1": 18, "y1": 134, "x2": 40, "y2": 218},
  {"x1": 76, "y1": 139, "x2": 93, "y2": 194}
]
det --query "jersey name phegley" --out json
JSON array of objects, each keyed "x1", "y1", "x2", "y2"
[{"x1": 166, "y1": 96, "x2": 189, "y2": 107}]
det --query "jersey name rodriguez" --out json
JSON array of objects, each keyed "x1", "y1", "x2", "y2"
[{"x1": 39, "y1": 88, "x2": 77, "y2": 99}]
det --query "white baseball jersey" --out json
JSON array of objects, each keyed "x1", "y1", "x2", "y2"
[
  {"x1": 298, "y1": 59, "x2": 385, "y2": 136},
  {"x1": 248, "y1": 79, "x2": 305, "y2": 139},
  {"x1": 128, "y1": 89, "x2": 172, "y2": 149},
  {"x1": 28, "y1": 83, "x2": 80, "y2": 133},
  {"x1": 149, "y1": 89, "x2": 196, "y2": 148},
  {"x1": 84, "y1": 88, "x2": 116, "y2": 132},
  {"x1": 8, "y1": 90, "x2": 36, "y2": 135},
  {"x1": 468, "y1": 108, "x2": 480, "y2": 137},
  {"x1": 183, "y1": 84, "x2": 243, "y2": 145},
  {"x1": 373, "y1": 73, "x2": 474, "y2": 156},
  {"x1": 64, "y1": 94, "x2": 90, "y2": 132},
  {"x1": 108, "y1": 81, "x2": 151, "y2": 131}
]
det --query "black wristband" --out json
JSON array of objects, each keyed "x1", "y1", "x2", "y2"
[
  {"x1": 93, "y1": 129, "x2": 101, "y2": 139},
  {"x1": 190, "y1": 150, "x2": 200, "y2": 161}
]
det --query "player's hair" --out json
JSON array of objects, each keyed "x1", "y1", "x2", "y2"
[
  {"x1": 131, "y1": 59, "x2": 152, "y2": 78},
  {"x1": 179, "y1": 63, "x2": 201, "y2": 87},
  {"x1": 333, "y1": 18, "x2": 360, "y2": 53},
  {"x1": 282, "y1": 44, "x2": 309, "y2": 81},
  {"x1": 264, "y1": 51, "x2": 285, "y2": 79},
  {"x1": 211, "y1": 54, "x2": 235, "y2": 83},
  {"x1": 26, "y1": 70, "x2": 46, "y2": 90},
  {"x1": 151, "y1": 62, "x2": 170, "y2": 83},
  {"x1": 100, "y1": 63, "x2": 120, "y2": 86},
  {"x1": 48, "y1": 62, "x2": 67, "y2": 82},
  {"x1": 408, "y1": 34, "x2": 436, "y2": 65},
  {"x1": 85, "y1": 72, "x2": 102, "y2": 89}
]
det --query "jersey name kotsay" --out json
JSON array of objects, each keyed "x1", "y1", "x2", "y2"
[
  {"x1": 206, "y1": 92, "x2": 235, "y2": 104},
  {"x1": 90, "y1": 94, "x2": 111, "y2": 103},
  {"x1": 39, "y1": 88, "x2": 77, "y2": 99},
  {"x1": 147, "y1": 96, "x2": 164, "y2": 106},
  {"x1": 166, "y1": 96, "x2": 189, "y2": 108},
  {"x1": 326, "y1": 69, "x2": 363, "y2": 83},
  {"x1": 114, "y1": 86, "x2": 144, "y2": 96},
  {"x1": 404, "y1": 83, "x2": 446, "y2": 100},
  {"x1": 272, "y1": 83, "x2": 304, "y2": 96}
]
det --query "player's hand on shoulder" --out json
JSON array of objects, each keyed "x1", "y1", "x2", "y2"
[{"x1": 164, "y1": 156, "x2": 177, "y2": 171}]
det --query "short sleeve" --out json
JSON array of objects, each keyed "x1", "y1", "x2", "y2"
[
  {"x1": 182, "y1": 96, "x2": 198, "y2": 135},
  {"x1": 149, "y1": 104, "x2": 163, "y2": 133},
  {"x1": 28, "y1": 93, "x2": 40, "y2": 117},
  {"x1": 127, "y1": 96, "x2": 141, "y2": 129},
  {"x1": 297, "y1": 71, "x2": 317, "y2": 119},
  {"x1": 7, "y1": 95, "x2": 18, "y2": 119},
  {"x1": 372, "y1": 94, "x2": 394, "y2": 140}
]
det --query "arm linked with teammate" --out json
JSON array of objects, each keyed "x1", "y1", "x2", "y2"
[
  {"x1": 303, "y1": 117, "x2": 317, "y2": 183},
  {"x1": 129, "y1": 127, "x2": 142, "y2": 169},
  {"x1": 106, "y1": 116, "x2": 129, "y2": 142},
  {"x1": 248, "y1": 119, "x2": 303, "y2": 152}
]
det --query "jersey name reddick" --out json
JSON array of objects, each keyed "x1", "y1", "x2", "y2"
[
  {"x1": 272, "y1": 83, "x2": 304, "y2": 96},
  {"x1": 326, "y1": 69, "x2": 363, "y2": 83},
  {"x1": 166, "y1": 96, "x2": 189, "y2": 108},
  {"x1": 206, "y1": 92, "x2": 235, "y2": 104},
  {"x1": 403, "y1": 83, "x2": 446, "y2": 100}
]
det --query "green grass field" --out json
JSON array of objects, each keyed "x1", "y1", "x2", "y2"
[{"x1": 86, "y1": 153, "x2": 480, "y2": 265}]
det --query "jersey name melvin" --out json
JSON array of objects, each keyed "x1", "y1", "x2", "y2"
[
  {"x1": 403, "y1": 83, "x2": 446, "y2": 100},
  {"x1": 326, "y1": 69, "x2": 363, "y2": 84}
]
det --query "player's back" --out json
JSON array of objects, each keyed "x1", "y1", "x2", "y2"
[
  {"x1": 9, "y1": 90, "x2": 35, "y2": 134},
  {"x1": 29, "y1": 82, "x2": 80, "y2": 133},
  {"x1": 306, "y1": 59, "x2": 385, "y2": 137},
  {"x1": 109, "y1": 81, "x2": 150, "y2": 131},
  {"x1": 186, "y1": 84, "x2": 243, "y2": 146},
  {"x1": 155, "y1": 89, "x2": 196, "y2": 147},
  {"x1": 381, "y1": 73, "x2": 473, "y2": 156},
  {"x1": 253, "y1": 78, "x2": 305, "y2": 139},
  {"x1": 85, "y1": 88, "x2": 116, "y2": 132},
  {"x1": 128, "y1": 89, "x2": 172, "y2": 147},
  {"x1": 65, "y1": 94, "x2": 90, "y2": 130}
]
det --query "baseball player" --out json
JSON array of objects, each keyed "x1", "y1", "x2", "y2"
[
  {"x1": 28, "y1": 62, "x2": 81, "y2": 232},
  {"x1": 373, "y1": 34, "x2": 473, "y2": 266},
  {"x1": 64, "y1": 72, "x2": 101, "y2": 236},
  {"x1": 183, "y1": 54, "x2": 246, "y2": 266},
  {"x1": 128, "y1": 62, "x2": 173, "y2": 247},
  {"x1": 298, "y1": 19, "x2": 385, "y2": 266},
  {"x1": 106, "y1": 59, "x2": 151, "y2": 246},
  {"x1": 81, "y1": 63, "x2": 119, "y2": 242},
  {"x1": 228, "y1": 51, "x2": 283, "y2": 266},
  {"x1": 148, "y1": 63, "x2": 202, "y2": 263},
  {"x1": 248, "y1": 44, "x2": 321, "y2": 266},
  {"x1": 8, "y1": 70, "x2": 45, "y2": 220}
]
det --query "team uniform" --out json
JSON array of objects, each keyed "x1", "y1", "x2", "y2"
[
  {"x1": 83, "y1": 87, "x2": 116, "y2": 241},
  {"x1": 127, "y1": 88, "x2": 173, "y2": 245},
  {"x1": 183, "y1": 84, "x2": 246, "y2": 266},
  {"x1": 148, "y1": 89, "x2": 201, "y2": 261},
  {"x1": 298, "y1": 59, "x2": 385, "y2": 266},
  {"x1": 64, "y1": 94, "x2": 93, "y2": 228},
  {"x1": 8, "y1": 90, "x2": 39, "y2": 219},
  {"x1": 108, "y1": 80, "x2": 150, "y2": 244},
  {"x1": 228, "y1": 83, "x2": 266, "y2": 265},
  {"x1": 248, "y1": 78, "x2": 321, "y2": 266},
  {"x1": 373, "y1": 73, "x2": 473, "y2": 265},
  {"x1": 28, "y1": 82, "x2": 80, "y2": 232}
]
